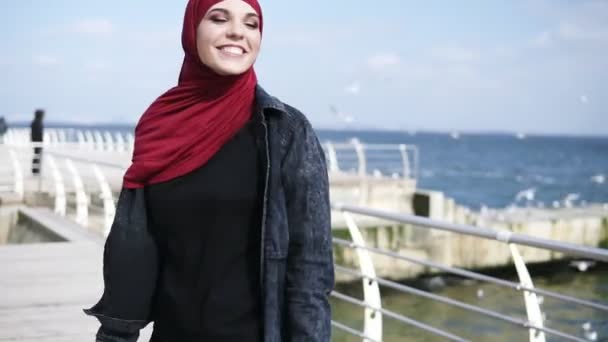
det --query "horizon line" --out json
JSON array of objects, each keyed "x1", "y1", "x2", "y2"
[{"x1": 4, "y1": 120, "x2": 608, "y2": 139}]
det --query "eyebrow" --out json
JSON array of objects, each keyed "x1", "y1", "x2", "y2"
[{"x1": 207, "y1": 8, "x2": 259, "y2": 19}]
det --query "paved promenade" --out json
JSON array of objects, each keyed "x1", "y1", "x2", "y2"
[{"x1": 0, "y1": 209, "x2": 153, "y2": 341}]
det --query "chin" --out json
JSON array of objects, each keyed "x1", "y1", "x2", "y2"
[{"x1": 218, "y1": 68, "x2": 248, "y2": 76}]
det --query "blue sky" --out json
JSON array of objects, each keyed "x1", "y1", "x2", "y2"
[{"x1": 1, "y1": 0, "x2": 607, "y2": 135}]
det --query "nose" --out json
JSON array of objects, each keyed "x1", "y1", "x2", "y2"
[{"x1": 226, "y1": 21, "x2": 245, "y2": 40}]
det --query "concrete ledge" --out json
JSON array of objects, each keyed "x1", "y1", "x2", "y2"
[
  {"x1": 0, "y1": 192, "x2": 23, "y2": 206},
  {"x1": 17, "y1": 207, "x2": 104, "y2": 246}
]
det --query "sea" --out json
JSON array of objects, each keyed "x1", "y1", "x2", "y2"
[
  {"x1": 318, "y1": 129, "x2": 608, "y2": 210},
  {"x1": 14, "y1": 123, "x2": 608, "y2": 210},
  {"x1": 331, "y1": 264, "x2": 608, "y2": 341}
]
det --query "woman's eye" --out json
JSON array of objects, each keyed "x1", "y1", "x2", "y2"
[
  {"x1": 210, "y1": 17, "x2": 227, "y2": 23},
  {"x1": 246, "y1": 22, "x2": 259, "y2": 29}
]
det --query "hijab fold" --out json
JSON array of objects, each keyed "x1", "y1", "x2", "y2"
[{"x1": 123, "y1": 0, "x2": 263, "y2": 188}]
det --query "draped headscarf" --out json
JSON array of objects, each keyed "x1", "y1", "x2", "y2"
[{"x1": 123, "y1": 0, "x2": 263, "y2": 188}]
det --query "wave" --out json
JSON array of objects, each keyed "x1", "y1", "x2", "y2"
[{"x1": 591, "y1": 174, "x2": 605, "y2": 184}]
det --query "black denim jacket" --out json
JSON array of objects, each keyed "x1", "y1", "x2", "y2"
[{"x1": 84, "y1": 86, "x2": 335, "y2": 342}]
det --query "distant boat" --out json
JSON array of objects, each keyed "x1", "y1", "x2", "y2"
[
  {"x1": 516, "y1": 132, "x2": 526, "y2": 140},
  {"x1": 450, "y1": 131, "x2": 460, "y2": 139}
]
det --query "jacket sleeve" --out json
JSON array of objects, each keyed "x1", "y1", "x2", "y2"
[
  {"x1": 84, "y1": 188, "x2": 159, "y2": 342},
  {"x1": 281, "y1": 116, "x2": 335, "y2": 342}
]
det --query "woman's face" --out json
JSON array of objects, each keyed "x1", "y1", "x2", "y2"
[{"x1": 197, "y1": 0, "x2": 261, "y2": 76}]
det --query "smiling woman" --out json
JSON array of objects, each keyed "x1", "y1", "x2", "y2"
[{"x1": 83, "y1": 0, "x2": 334, "y2": 342}]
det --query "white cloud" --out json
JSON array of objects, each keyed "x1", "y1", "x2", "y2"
[
  {"x1": 264, "y1": 26, "x2": 357, "y2": 49},
  {"x1": 127, "y1": 29, "x2": 179, "y2": 47},
  {"x1": 491, "y1": 45, "x2": 518, "y2": 59},
  {"x1": 33, "y1": 55, "x2": 60, "y2": 67},
  {"x1": 344, "y1": 81, "x2": 361, "y2": 95},
  {"x1": 430, "y1": 45, "x2": 481, "y2": 64},
  {"x1": 557, "y1": 23, "x2": 608, "y2": 43},
  {"x1": 530, "y1": 23, "x2": 608, "y2": 51},
  {"x1": 72, "y1": 19, "x2": 115, "y2": 36},
  {"x1": 531, "y1": 31, "x2": 554, "y2": 48},
  {"x1": 84, "y1": 61, "x2": 110, "y2": 72},
  {"x1": 367, "y1": 53, "x2": 401, "y2": 71}
]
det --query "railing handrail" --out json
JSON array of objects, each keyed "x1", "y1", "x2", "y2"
[
  {"x1": 328, "y1": 142, "x2": 418, "y2": 150},
  {"x1": 333, "y1": 237, "x2": 608, "y2": 312},
  {"x1": 334, "y1": 264, "x2": 590, "y2": 342},
  {"x1": 331, "y1": 291, "x2": 470, "y2": 342},
  {"x1": 331, "y1": 321, "x2": 381, "y2": 342},
  {"x1": 333, "y1": 203, "x2": 608, "y2": 262}
]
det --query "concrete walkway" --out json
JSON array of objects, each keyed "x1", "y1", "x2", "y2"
[{"x1": 0, "y1": 209, "x2": 153, "y2": 341}]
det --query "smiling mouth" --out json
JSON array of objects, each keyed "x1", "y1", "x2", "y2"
[{"x1": 217, "y1": 46, "x2": 247, "y2": 57}]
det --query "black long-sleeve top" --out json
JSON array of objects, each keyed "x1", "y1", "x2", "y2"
[{"x1": 145, "y1": 118, "x2": 263, "y2": 342}]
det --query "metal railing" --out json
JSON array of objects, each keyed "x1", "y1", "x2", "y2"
[
  {"x1": 2, "y1": 135, "x2": 607, "y2": 341},
  {"x1": 2, "y1": 128, "x2": 134, "y2": 152},
  {"x1": 324, "y1": 138, "x2": 419, "y2": 181},
  {"x1": 330, "y1": 203, "x2": 608, "y2": 342},
  {"x1": 0, "y1": 135, "x2": 418, "y2": 234},
  {"x1": 4, "y1": 129, "x2": 419, "y2": 181},
  {"x1": 2, "y1": 142, "x2": 128, "y2": 235}
]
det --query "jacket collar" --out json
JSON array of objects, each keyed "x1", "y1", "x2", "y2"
[{"x1": 255, "y1": 85, "x2": 286, "y2": 116}]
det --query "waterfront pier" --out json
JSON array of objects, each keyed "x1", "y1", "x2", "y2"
[{"x1": 1, "y1": 128, "x2": 607, "y2": 341}]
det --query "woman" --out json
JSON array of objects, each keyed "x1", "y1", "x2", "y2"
[{"x1": 84, "y1": 0, "x2": 334, "y2": 341}]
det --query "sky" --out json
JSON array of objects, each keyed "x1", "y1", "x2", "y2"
[{"x1": 0, "y1": 0, "x2": 607, "y2": 136}]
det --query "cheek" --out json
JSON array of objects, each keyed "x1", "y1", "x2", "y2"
[
  {"x1": 196, "y1": 26, "x2": 218, "y2": 55},
  {"x1": 248, "y1": 33, "x2": 262, "y2": 57}
]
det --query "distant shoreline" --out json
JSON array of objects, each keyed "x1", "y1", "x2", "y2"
[{"x1": 5, "y1": 121, "x2": 608, "y2": 139}]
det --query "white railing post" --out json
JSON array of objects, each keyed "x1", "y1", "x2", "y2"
[
  {"x1": 413, "y1": 147, "x2": 419, "y2": 180},
  {"x1": 350, "y1": 139, "x2": 368, "y2": 205},
  {"x1": 399, "y1": 144, "x2": 411, "y2": 179},
  {"x1": 4, "y1": 130, "x2": 13, "y2": 144},
  {"x1": 10, "y1": 129, "x2": 17, "y2": 145},
  {"x1": 126, "y1": 133, "x2": 135, "y2": 151},
  {"x1": 103, "y1": 131, "x2": 114, "y2": 151},
  {"x1": 58, "y1": 129, "x2": 67, "y2": 143},
  {"x1": 351, "y1": 138, "x2": 367, "y2": 177},
  {"x1": 22, "y1": 129, "x2": 29, "y2": 145},
  {"x1": 65, "y1": 159, "x2": 89, "y2": 227},
  {"x1": 8, "y1": 150, "x2": 24, "y2": 200},
  {"x1": 76, "y1": 130, "x2": 86, "y2": 149},
  {"x1": 46, "y1": 155, "x2": 66, "y2": 216},
  {"x1": 49, "y1": 130, "x2": 59, "y2": 145},
  {"x1": 324, "y1": 142, "x2": 340, "y2": 172},
  {"x1": 92, "y1": 165, "x2": 115, "y2": 236},
  {"x1": 93, "y1": 131, "x2": 104, "y2": 151},
  {"x1": 509, "y1": 244, "x2": 546, "y2": 342},
  {"x1": 84, "y1": 130, "x2": 94, "y2": 150},
  {"x1": 114, "y1": 132, "x2": 126, "y2": 152},
  {"x1": 342, "y1": 211, "x2": 383, "y2": 342},
  {"x1": 14, "y1": 130, "x2": 20, "y2": 145},
  {"x1": 43, "y1": 132, "x2": 51, "y2": 147}
]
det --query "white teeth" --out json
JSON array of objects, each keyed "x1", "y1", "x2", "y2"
[{"x1": 221, "y1": 46, "x2": 244, "y2": 55}]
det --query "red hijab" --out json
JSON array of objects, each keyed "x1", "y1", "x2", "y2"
[{"x1": 123, "y1": 0, "x2": 263, "y2": 188}]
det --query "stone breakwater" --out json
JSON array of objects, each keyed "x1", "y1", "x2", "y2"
[{"x1": 332, "y1": 189, "x2": 608, "y2": 283}]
